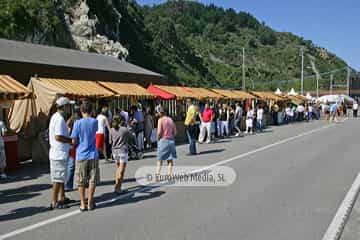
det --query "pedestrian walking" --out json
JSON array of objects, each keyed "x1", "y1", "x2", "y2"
[
  {"x1": 65, "y1": 106, "x2": 81, "y2": 192},
  {"x1": 329, "y1": 103, "x2": 338, "y2": 123},
  {"x1": 156, "y1": 107, "x2": 177, "y2": 177},
  {"x1": 256, "y1": 105, "x2": 264, "y2": 132},
  {"x1": 219, "y1": 104, "x2": 230, "y2": 137},
  {"x1": 184, "y1": 99, "x2": 198, "y2": 155},
  {"x1": 230, "y1": 106, "x2": 236, "y2": 135},
  {"x1": 144, "y1": 107, "x2": 154, "y2": 149},
  {"x1": 71, "y1": 102, "x2": 100, "y2": 212},
  {"x1": 96, "y1": 105, "x2": 111, "y2": 162},
  {"x1": 234, "y1": 102, "x2": 243, "y2": 137},
  {"x1": 198, "y1": 103, "x2": 214, "y2": 143},
  {"x1": 48, "y1": 97, "x2": 73, "y2": 209},
  {"x1": 285, "y1": 106, "x2": 291, "y2": 124},
  {"x1": 0, "y1": 121, "x2": 7, "y2": 179},
  {"x1": 307, "y1": 104, "x2": 313, "y2": 121},
  {"x1": 246, "y1": 107, "x2": 254, "y2": 134},
  {"x1": 353, "y1": 101, "x2": 358, "y2": 118},
  {"x1": 109, "y1": 116, "x2": 130, "y2": 195},
  {"x1": 296, "y1": 104, "x2": 305, "y2": 121},
  {"x1": 133, "y1": 104, "x2": 145, "y2": 152}
]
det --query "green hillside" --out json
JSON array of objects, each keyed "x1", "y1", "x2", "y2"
[{"x1": 0, "y1": 0, "x2": 349, "y2": 91}]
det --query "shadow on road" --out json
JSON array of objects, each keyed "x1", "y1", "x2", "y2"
[
  {"x1": 0, "y1": 206, "x2": 49, "y2": 222},
  {"x1": 98, "y1": 178, "x2": 137, "y2": 187},
  {"x1": 95, "y1": 186, "x2": 165, "y2": 209},
  {"x1": 199, "y1": 149, "x2": 225, "y2": 155},
  {"x1": 0, "y1": 184, "x2": 51, "y2": 205},
  {"x1": 1, "y1": 163, "x2": 50, "y2": 184}
]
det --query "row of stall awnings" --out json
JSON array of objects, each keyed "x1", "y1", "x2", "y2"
[
  {"x1": 0, "y1": 75, "x2": 32, "y2": 100},
  {"x1": 0, "y1": 75, "x2": 307, "y2": 102},
  {"x1": 147, "y1": 85, "x2": 257, "y2": 100}
]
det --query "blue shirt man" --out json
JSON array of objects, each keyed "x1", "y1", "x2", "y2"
[
  {"x1": 330, "y1": 103, "x2": 337, "y2": 113},
  {"x1": 71, "y1": 117, "x2": 98, "y2": 161}
]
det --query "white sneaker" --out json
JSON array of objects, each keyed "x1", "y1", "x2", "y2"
[
  {"x1": 235, "y1": 133, "x2": 240, "y2": 137},
  {"x1": 0, "y1": 173, "x2": 7, "y2": 179}
]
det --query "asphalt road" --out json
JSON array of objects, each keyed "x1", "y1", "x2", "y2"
[{"x1": 1, "y1": 119, "x2": 360, "y2": 240}]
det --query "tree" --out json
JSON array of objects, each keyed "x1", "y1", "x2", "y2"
[{"x1": 260, "y1": 31, "x2": 277, "y2": 45}]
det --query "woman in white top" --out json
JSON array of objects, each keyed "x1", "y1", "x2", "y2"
[
  {"x1": 96, "y1": 106, "x2": 111, "y2": 162},
  {"x1": 246, "y1": 108, "x2": 254, "y2": 134}
]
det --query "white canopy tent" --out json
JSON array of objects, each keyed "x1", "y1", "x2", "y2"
[
  {"x1": 306, "y1": 92, "x2": 312, "y2": 100},
  {"x1": 317, "y1": 94, "x2": 355, "y2": 104},
  {"x1": 275, "y1": 88, "x2": 282, "y2": 95},
  {"x1": 288, "y1": 88, "x2": 298, "y2": 96}
]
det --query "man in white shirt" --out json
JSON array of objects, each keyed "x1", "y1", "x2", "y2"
[
  {"x1": 49, "y1": 97, "x2": 73, "y2": 209},
  {"x1": 353, "y1": 102, "x2": 358, "y2": 118},
  {"x1": 308, "y1": 105, "x2": 313, "y2": 121},
  {"x1": 285, "y1": 106, "x2": 291, "y2": 124},
  {"x1": 256, "y1": 106, "x2": 264, "y2": 132},
  {"x1": 296, "y1": 104, "x2": 305, "y2": 121}
]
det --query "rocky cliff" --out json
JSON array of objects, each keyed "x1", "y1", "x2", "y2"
[{"x1": 64, "y1": 0, "x2": 128, "y2": 59}]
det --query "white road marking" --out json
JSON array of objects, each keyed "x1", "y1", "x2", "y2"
[
  {"x1": 0, "y1": 123, "x2": 335, "y2": 240},
  {"x1": 322, "y1": 173, "x2": 360, "y2": 240}
]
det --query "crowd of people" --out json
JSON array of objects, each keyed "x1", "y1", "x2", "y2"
[
  {"x1": 4, "y1": 95, "x2": 358, "y2": 211},
  {"x1": 47, "y1": 97, "x2": 178, "y2": 211},
  {"x1": 184, "y1": 99, "x2": 267, "y2": 155}
]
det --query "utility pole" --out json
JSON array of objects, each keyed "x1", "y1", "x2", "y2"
[
  {"x1": 347, "y1": 66, "x2": 351, "y2": 96},
  {"x1": 330, "y1": 74, "x2": 333, "y2": 95},
  {"x1": 316, "y1": 75, "x2": 319, "y2": 98},
  {"x1": 242, "y1": 47, "x2": 246, "y2": 90},
  {"x1": 301, "y1": 47, "x2": 304, "y2": 95}
]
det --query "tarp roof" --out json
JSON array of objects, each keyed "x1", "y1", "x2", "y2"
[
  {"x1": 154, "y1": 85, "x2": 198, "y2": 99},
  {"x1": 0, "y1": 38, "x2": 163, "y2": 79},
  {"x1": 250, "y1": 91, "x2": 287, "y2": 101},
  {"x1": 38, "y1": 78, "x2": 113, "y2": 98},
  {"x1": 211, "y1": 89, "x2": 254, "y2": 99},
  {"x1": 0, "y1": 75, "x2": 32, "y2": 100},
  {"x1": 98, "y1": 81, "x2": 153, "y2": 98},
  {"x1": 231, "y1": 90, "x2": 256, "y2": 99},
  {"x1": 147, "y1": 85, "x2": 175, "y2": 100},
  {"x1": 185, "y1": 87, "x2": 223, "y2": 99},
  {"x1": 287, "y1": 95, "x2": 307, "y2": 102}
]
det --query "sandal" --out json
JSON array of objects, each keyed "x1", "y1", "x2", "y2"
[
  {"x1": 79, "y1": 206, "x2": 87, "y2": 212},
  {"x1": 88, "y1": 202, "x2": 97, "y2": 211},
  {"x1": 49, "y1": 203, "x2": 56, "y2": 211},
  {"x1": 55, "y1": 201, "x2": 69, "y2": 209},
  {"x1": 63, "y1": 197, "x2": 76, "y2": 204}
]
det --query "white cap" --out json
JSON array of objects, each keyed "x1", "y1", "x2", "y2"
[{"x1": 56, "y1": 97, "x2": 70, "y2": 107}]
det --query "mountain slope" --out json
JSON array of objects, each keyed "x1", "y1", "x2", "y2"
[{"x1": 0, "y1": 0, "x2": 349, "y2": 90}]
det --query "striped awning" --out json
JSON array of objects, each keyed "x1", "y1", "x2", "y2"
[
  {"x1": 38, "y1": 78, "x2": 113, "y2": 98},
  {"x1": 154, "y1": 85, "x2": 198, "y2": 99},
  {"x1": 211, "y1": 89, "x2": 248, "y2": 99},
  {"x1": 186, "y1": 87, "x2": 223, "y2": 99},
  {"x1": 0, "y1": 75, "x2": 32, "y2": 100},
  {"x1": 98, "y1": 81, "x2": 153, "y2": 98},
  {"x1": 231, "y1": 90, "x2": 256, "y2": 99},
  {"x1": 250, "y1": 91, "x2": 287, "y2": 101}
]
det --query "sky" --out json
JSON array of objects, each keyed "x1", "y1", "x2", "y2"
[{"x1": 137, "y1": 0, "x2": 360, "y2": 71}]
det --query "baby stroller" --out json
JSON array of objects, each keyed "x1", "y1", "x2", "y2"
[{"x1": 128, "y1": 125, "x2": 144, "y2": 160}]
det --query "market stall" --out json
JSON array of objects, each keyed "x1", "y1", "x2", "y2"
[
  {"x1": 250, "y1": 91, "x2": 288, "y2": 125},
  {"x1": 148, "y1": 85, "x2": 199, "y2": 120},
  {"x1": 8, "y1": 77, "x2": 114, "y2": 163},
  {"x1": 0, "y1": 75, "x2": 32, "y2": 171},
  {"x1": 98, "y1": 81, "x2": 154, "y2": 113}
]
